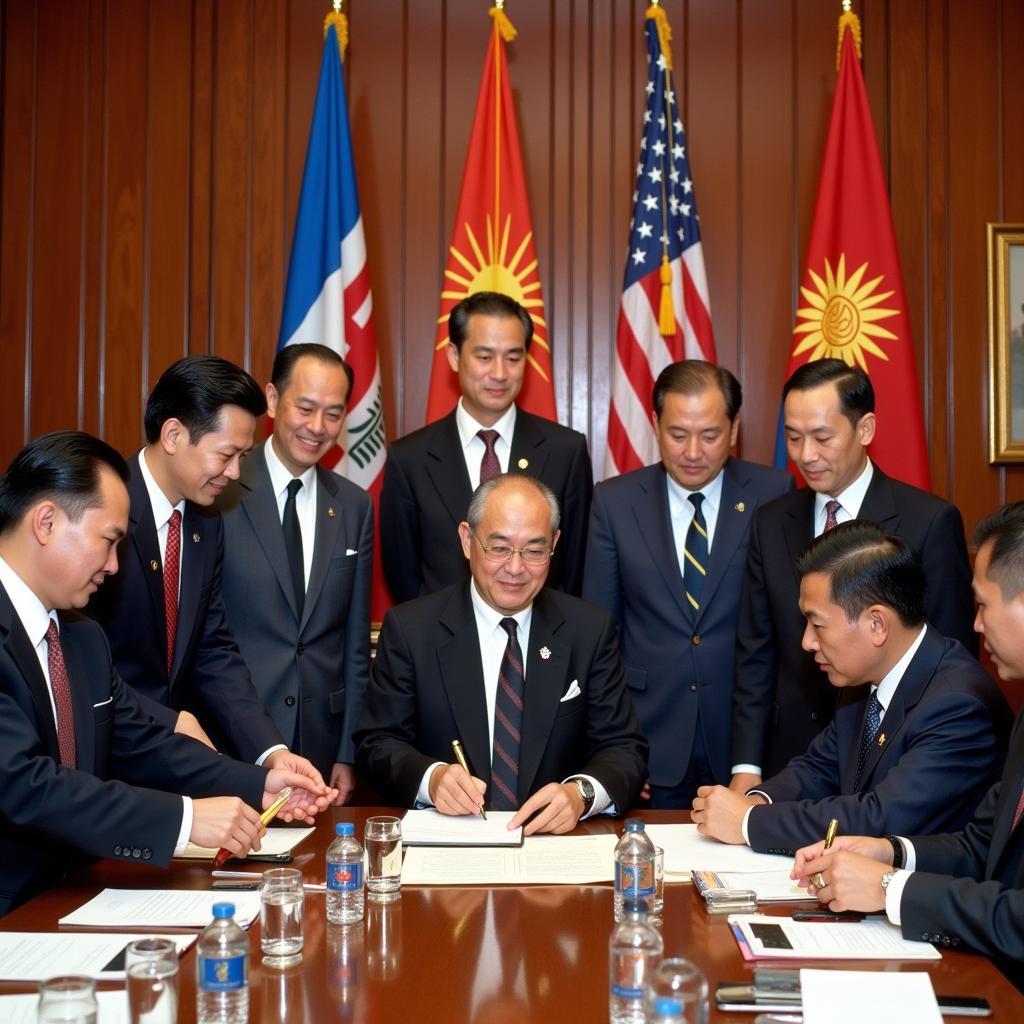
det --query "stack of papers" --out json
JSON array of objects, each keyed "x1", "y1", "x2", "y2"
[
  {"x1": 59, "y1": 889, "x2": 261, "y2": 929},
  {"x1": 645, "y1": 823, "x2": 795, "y2": 874},
  {"x1": 801, "y1": 969, "x2": 942, "y2": 1024},
  {"x1": 693, "y1": 868, "x2": 814, "y2": 902},
  {"x1": 401, "y1": 809, "x2": 523, "y2": 847},
  {"x1": 176, "y1": 826, "x2": 314, "y2": 859},
  {"x1": 0, "y1": 932, "x2": 194, "y2": 981},
  {"x1": 0, "y1": 991, "x2": 127, "y2": 1024}
]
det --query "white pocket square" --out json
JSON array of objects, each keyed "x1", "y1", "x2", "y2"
[
  {"x1": 560, "y1": 679, "x2": 582, "y2": 702},
  {"x1": 92, "y1": 696, "x2": 114, "y2": 708},
  {"x1": 345, "y1": 548, "x2": 358, "y2": 556}
]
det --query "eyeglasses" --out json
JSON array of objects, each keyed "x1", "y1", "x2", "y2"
[{"x1": 471, "y1": 530, "x2": 554, "y2": 566}]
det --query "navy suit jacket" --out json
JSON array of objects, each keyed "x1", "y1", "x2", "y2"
[
  {"x1": 380, "y1": 408, "x2": 593, "y2": 603},
  {"x1": 87, "y1": 456, "x2": 284, "y2": 762},
  {"x1": 353, "y1": 583, "x2": 648, "y2": 812},
  {"x1": 733, "y1": 465, "x2": 976, "y2": 777},
  {"x1": 218, "y1": 443, "x2": 373, "y2": 775},
  {"x1": 0, "y1": 584, "x2": 267, "y2": 916},
  {"x1": 582, "y1": 459, "x2": 793, "y2": 787},
  {"x1": 900, "y1": 707, "x2": 1024, "y2": 991},
  {"x1": 747, "y1": 628, "x2": 1011, "y2": 853}
]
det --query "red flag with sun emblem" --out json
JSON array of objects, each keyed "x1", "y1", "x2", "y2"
[
  {"x1": 424, "y1": 6, "x2": 555, "y2": 423},
  {"x1": 781, "y1": 12, "x2": 930, "y2": 489}
]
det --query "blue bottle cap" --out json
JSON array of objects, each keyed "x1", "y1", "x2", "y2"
[
  {"x1": 625, "y1": 818, "x2": 646, "y2": 832},
  {"x1": 212, "y1": 902, "x2": 235, "y2": 918},
  {"x1": 653, "y1": 996, "x2": 683, "y2": 1017},
  {"x1": 336, "y1": 822, "x2": 355, "y2": 836}
]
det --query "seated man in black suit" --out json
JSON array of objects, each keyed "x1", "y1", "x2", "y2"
[
  {"x1": 793, "y1": 502, "x2": 1024, "y2": 992},
  {"x1": 732, "y1": 359, "x2": 975, "y2": 791},
  {"x1": 380, "y1": 291, "x2": 593, "y2": 602},
  {"x1": 87, "y1": 356, "x2": 324, "y2": 785},
  {"x1": 692, "y1": 521, "x2": 1009, "y2": 853},
  {"x1": 355, "y1": 474, "x2": 647, "y2": 835},
  {"x1": 0, "y1": 432, "x2": 335, "y2": 915}
]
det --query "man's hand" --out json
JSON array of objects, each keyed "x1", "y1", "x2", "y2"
[
  {"x1": 329, "y1": 763, "x2": 356, "y2": 806},
  {"x1": 639, "y1": 782, "x2": 652, "y2": 802},
  {"x1": 509, "y1": 783, "x2": 584, "y2": 836},
  {"x1": 729, "y1": 772, "x2": 761, "y2": 794},
  {"x1": 791, "y1": 834, "x2": 893, "y2": 884},
  {"x1": 690, "y1": 784, "x2": 763, "y2": 845},
  {"x1": 262, "y1": 766, "x2": 338, "y2": 825},
  {"x1": 191, "y1": 797, "x2": 264, "y2": 856},
  {"x1": 175, "y1": 710, "x2": 216, "y2": 750},
  {"x1": 798, "y1": 848, "x2": 891, "y2": 913},
  {"x1": 428, "y1": 763, "x2": 487, "y2": 816}
]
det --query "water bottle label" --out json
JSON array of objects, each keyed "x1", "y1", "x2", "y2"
[
  {"x1": 327, "y1": 860, "x2": 363, "y2": 891},
  {"x1": 199, "y1": 953, "x2": 246, "y2": 992},
  {"x1": 611, "y1": 984, "x2": 644, "y2": 999},
  {"x1": 615, "y1": 860, "x2": 655, "y2": 897}
]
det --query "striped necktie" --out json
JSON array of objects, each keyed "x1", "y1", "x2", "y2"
[
  {"x1": 855, "y1": 690, "x2": 883, "y2": 789},
  {"x1": 824, "y1": 499, "x2": 843, "y2": 532},
  {"x1": 683, "y1": 492, "x2": 708, "y2": 612},
  {"x1": 491, "y1": 617, "x2": 525, "y2": 810}
]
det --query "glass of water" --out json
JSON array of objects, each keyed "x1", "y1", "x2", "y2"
[
  {"x1": 364, "y1": 815, "x2": 402, "y2": 903},
  {"x1": 37, "y1": 976, "x2": 97, "y2": 1024},
  {"x1": 127, "y1": 959, "x2": 178, "y2": 1024},
  {"x1": 652, "y1": 846, "x2": 665, "y2": 922},
  {"x1": 125, "y1": 936, "x2": 178, "y2": 973},
  {"x1": 645, "y1": 957, "x2": 709, "y2": 1024},
  {"x1": 260, "y1": 866, "x2": 305, "y2": 966}
]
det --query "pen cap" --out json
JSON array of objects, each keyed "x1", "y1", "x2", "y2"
[
  {"x1": 336, "y1": 823, "x2": 355, "y2": 837},
  {"x1": 212, "y1": 903, "x2": 236, "y2": 918}
]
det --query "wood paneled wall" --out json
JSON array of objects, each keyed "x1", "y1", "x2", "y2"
[{"x1": 2, "y1": 0, "x2": 1024, "y2": 538}]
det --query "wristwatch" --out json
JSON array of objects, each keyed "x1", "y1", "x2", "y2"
[
  {"x1": 569, "y1": 776, "x2": 595, "y2": 816},
  {"x1": 880, "y1": 870, "x2": 896, "y2": 892}
]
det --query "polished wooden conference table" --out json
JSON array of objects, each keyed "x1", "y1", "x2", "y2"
[{"x1": 3, "y1": 809, "x2": 1022, "y2": 1021}]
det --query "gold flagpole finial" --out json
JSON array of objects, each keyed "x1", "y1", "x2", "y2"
[
  {"x1": 836, "y1": 1, "x2": 862, "y2": 70},
  {"x1": 489, "y1": 3, "x2": 517, "y2": 42},
  {"x1": 324, "y1": 1, "x2": 348, "y2": 61},
  {"x1": 645, "y1": 4, "x2": 673, "y2": 72}
]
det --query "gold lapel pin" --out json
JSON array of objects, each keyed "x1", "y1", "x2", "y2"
[
  {"x1": 517, "y1": 458, "x2": 529, "y2": 470},
  {"x1": 327, "y1": 507, "x2": 336, "y2": 518},
  {"x1": 192, "y1": 533, "x2": 200, "y2": 543},
  {"x1": 877, "y1": 733, "x2": 886, "y2": 747},
  {"x1": 150, "y1": 560, "x2": 159, "y2": 572},
  {"x1": 735, "y1": 502, "x2": 745, "y2": 512}
]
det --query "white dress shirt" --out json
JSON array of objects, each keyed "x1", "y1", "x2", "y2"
[
  {"x1": 665, "y1": 466, "x2": 725, "y2": 582},
  {"x1": 0, "y1": 555, "x2": 192, "y2": 852},
  {"x1": 264, "y1": 439, "x2": 317, "y2": 589},
  {"x1": 455, "y1": 399, "x2": 517, "y2": 486}
]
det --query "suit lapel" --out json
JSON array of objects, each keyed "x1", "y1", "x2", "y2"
[
  {"x1": 989, "y1": 723, "x2": 1024, "y2": 872},
  {"x1": 632, "y1": 467, "x2": 691, "y2": 622},
  {"x1": 782, "y1": 487, "x2": 817, "y2": 583},
  {"x1": 436, "y1": 585, "x2": 492, "y2": 790},
  {"x1": 519, "y1": 591, "x2": 567, "y2": 802},
  {"x1": 59, "y1": 617, "x2": 96, "y2": 772},
  {"x1": 425, "y1": 412, "x2": 475, "y2": 527},
  {"x1": 303, "y1": 467, "x2": 343, "y2": 629},
  {"x1": 0, "y1": 586, "x2": 60, "y2": 758},
  {"x1": 127, "y1": 466, "x2": 168, "y2": 657},
  {"x1": 697, "y1": 461, "x2": 748, "y2": 622},
  {"x1": 509, "y1": 410, "x2": 552, "y2": 479},
  {"x1": 173, "y1": 503, "x2": 206, "y2": 682},
  {"x1": 857, "y1": 466, "x2": 900, "y2": 531}
]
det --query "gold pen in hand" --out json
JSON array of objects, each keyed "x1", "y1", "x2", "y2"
[
  {"x1": 451, "y1": 739, "x2": 487, "y2": 820},
  {"x1": 811, "y1": 817, "x2": 839, "y2": 890}
]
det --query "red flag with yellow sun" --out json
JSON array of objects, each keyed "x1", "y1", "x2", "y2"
[
  {"x1": 784, "y1": 8, "x2": 930, "y2": 489},
  {"x1": 425, "y1": 4, "x2": 555, "y2": 423}
]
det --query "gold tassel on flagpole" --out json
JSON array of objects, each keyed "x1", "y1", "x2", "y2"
[
  {"x1": 645, "y1": 2, "x2": 673, "y2": 72},
  {"x1": 490, "y1": 2, "x2": 517, "y2": 43},
  {"x1": 658, "y1": 256, "x2": 675, "y2": 336},
  {"x1": 836, "y1": 0, "x2": 862, "y2": 69},
  {"x1": 324, "y1": 0, "x2": 348, "y2": 61}
]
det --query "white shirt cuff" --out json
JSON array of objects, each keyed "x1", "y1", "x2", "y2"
[
  {"x1": 731, "y1": 763, "x2": 762, "y2": 777},
  {"x1": 174, "y1": 797, "x2": 194, "y2": 855},
  {"x1": 899, "y1": 837, "x2": 917, "y2": 871},
  {"x1": 884, "y1": 868, "x2": 913, "y2": 926},
  {"x1": 255, "y1": 744, "x2": 287, "y2": 767},
  {"x1": 416, "y1": 762, "x2": 447, "y2": 807}
]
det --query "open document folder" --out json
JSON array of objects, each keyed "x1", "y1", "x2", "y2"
[{"x1": 402, "y1": 808, "x2": 523, "y2": 846}]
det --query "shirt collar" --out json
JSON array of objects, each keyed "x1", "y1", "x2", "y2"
[
  {"x1": 469, "y1": 578, "x2": 533, "y2": 640},
  {"x1": 263, "y1": 439, "x2": 316, "y2": 499},
  {"x1": 874, "y1": 623, "x2": 928, "y2": 711},
  {"x1": 0, "y1": 554, "x2": 55, "y2": 648},
  {"x1": 664, "y1": 464, "x2": 726, "y2": 516},
  {"x1": 814, "y1": 458, "x2": 874, "y2": 521},
  {"x1": 138, "y1": 448, "x2": 185, "y2": 530},
  {"x1": 455, "y1": 399, "x2": 518, "y2": 453}
]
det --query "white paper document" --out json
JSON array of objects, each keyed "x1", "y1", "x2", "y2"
[
  {"x1": 0, "y1": 990, "x2": 127, "y2": 1024},
  {"x1": 401, "y1": 809, "x2": 523, "y2": 846},
  {"x1": 731, "y1": 914, "x2": 941, "y2": 960},
  {"x1": 176, "y1": 826, "x2": 314, "y2": 859},
  {"x1": 801, "y1": 969, "x2": 942, "y2": 1024},
  {"x1": 59, "y1": 889, "x2": 261, "y2": 929},
  {"x1": 646, "y1": 823, "x2": 796, "y2": 875},
  {"x1": 401, "y1": 833, "x2": 618, "y2": 885},
  {"x1": 0, "y1": 931, "x2": 194, "y2": 981},
  {"x1": 694, "y1": 868, "x2": 815, "y2": 902}
]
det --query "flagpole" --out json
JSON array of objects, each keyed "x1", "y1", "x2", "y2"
[{"x1": 836, "y1": 0, "x2": 861, "y2": 69}]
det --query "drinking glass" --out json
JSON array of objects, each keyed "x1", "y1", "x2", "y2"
[
  {"x1": 126, "y1": 959, "x2": 178, "y2": 1024},
  {"x1": 364, "y1": 815, "x2": 402, "y2": 902},
  {"x1": 261, "y1": 866, "x2": 305, "y2": 965},
  {"x1": 652, "y1": 846, "x2": 666, "y2": 922},
  {"x1": 37, "y1": 976, "x2": 97, "y2": 1024}
]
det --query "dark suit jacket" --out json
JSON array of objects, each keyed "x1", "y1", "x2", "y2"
[
  {"x1": 0, "y1": 585, "x2": 267, "y2": 916},
  {"x1": 747, "y1": 628, "x2": 1010, "y2": 853},
  {"x1": 899, "y1": 707, "x2": 1024, "y2": 991},
  {"x1": 353, "y1": 583, "x2": 648, "y2": 812},
  {"x1": 379, "y1": 407, "x2": 593, "y2": 602},
  {"x1": 218, "y1": 443, "x2": 373, "y2": 775},
  {"x1": 583, "y1": 459, "x2": 793, "y2": 787},
  {"x1": 733, "y1": 465, "x2": 976, "y2": 777},
  {"x1": 87, "y1": 455, "x2": 284, "y2": 762}
]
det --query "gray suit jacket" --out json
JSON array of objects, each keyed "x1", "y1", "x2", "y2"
[{"x1": 218, "y1": 443, "x2": 373, "y2": 775}]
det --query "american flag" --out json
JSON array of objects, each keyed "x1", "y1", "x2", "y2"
[{"x1": 604, "y1": 9, "x2": 716, "y2": 477}]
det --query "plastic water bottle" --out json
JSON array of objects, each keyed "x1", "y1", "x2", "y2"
[
  {"x1": 327, "y1": 822, "x2": 365, "y2": 924},
  {"x1": 649, "y1": 995, "x2": 686, "y2": 1022},
  {"x1": 609, "y1": 897, "x2": 663, "y2": 1024},
  {"x1": 196, "y1": 902, "x2": 249, "y2": 1024},
  {"x1": 613, "y1": 818, "x2": 656, "y2": 921}
]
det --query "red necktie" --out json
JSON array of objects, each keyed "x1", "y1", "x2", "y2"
[
  {"x1": 45, "y1": 619, "x2": 77, "y2": 767},
  {"x1": 478, "y1": 430, "x2": 501, "y2": 484},
  {"x1": 164, "y1": 509, "x2": 182, "y2": 677},
  {"x1": 824, "y1": 499, "x2": 842, "y2": 532},
  {"x1": 1012, "y1": 784, "x2": 1024, "y2": 831}
]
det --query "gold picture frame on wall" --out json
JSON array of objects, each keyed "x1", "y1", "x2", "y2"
[{"x1": 988, "y1": 224, "x2": 1024, "y2": 462}]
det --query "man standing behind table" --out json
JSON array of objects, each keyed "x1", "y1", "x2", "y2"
[
  {"x1": 583, "y1": 360, "x2": 792, "y2": 807},
  {"x1": 355, "y1": 474, "x2": 647, "y2": 834},
  {"x1": 0, "y1": 432, "x2": 334, "y2": 916},
  {"x1": 731, "y1": 358, "x2": 975, "y2": 790},
  {"x1": 218, "y1": 343, "x2": 373, "y2": 803},
  {"x1": 793, "y1": 502, "x2": 1024, "y2": 993},
  {"x1": 692, "y1": 521, "x2": 1009, "y2": 852},
  {"x1": 87, "y1": 356, "x2": 325, "y2": 785},
  {"x1": 380, "y1": 291, "x2": 593, "y2": 602}
]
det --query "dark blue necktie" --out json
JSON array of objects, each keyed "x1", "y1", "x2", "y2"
[
  {"x1": 283, "y1": 478, "x2": 305, "y2": 615},
  {"x1": 491, "y1": 617, "x2": 525, "y2": 810},
  {"x1": 855, "y1": 690, "x2": 883, "y2": 788},
  {"x1": 683, "y1": 492, "x2": 708, "y2": 612}
]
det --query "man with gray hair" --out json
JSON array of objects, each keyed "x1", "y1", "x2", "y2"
[{"x1": 356, "y1": 473, "x2": 647, "y2": 834}]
